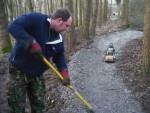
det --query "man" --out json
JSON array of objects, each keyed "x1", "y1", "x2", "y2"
[{"x1": 7, "y1": 8, "x2": 72, "y2": 113}]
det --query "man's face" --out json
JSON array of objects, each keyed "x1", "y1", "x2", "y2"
[{"x1": 53, "y1": 16, "x2": 72, "y2": 33}]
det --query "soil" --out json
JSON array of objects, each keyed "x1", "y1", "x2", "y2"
[
  {"x1": 0, "y1": 29, "x2": 150, "y2": 113},
  {"x1": 116, "y1": 38, "x2": 150, "y2": 113}
]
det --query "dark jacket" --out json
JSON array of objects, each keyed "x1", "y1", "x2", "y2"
[{"x1": 8, "y1": 12, "x2": 67, "y2": 75}]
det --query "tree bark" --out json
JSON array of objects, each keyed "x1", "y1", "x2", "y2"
[
  {"x1": 7, "y1": 0, "x2": 14, "y2": 21},
  {"x1": 143, "y1": 0, "x2": 150, "y2": 73},
  {"x1": 79, "y1": 0, "x2": 83, "y2": 26},
  {"x1": 122, "y1": 0, "x2": 129, "y2": 25},
  {"x1": 97, "y1": 0, "x2": 103, "y2": 27},
  {"x1": 74, "y1": 0, "x2": 78, "y2": 27},
  {"x1": 60, "y1": 0, "x2": 63, "y2": 8},
  {"x1": 50, "y1": 0, "x2": 53, "y2": 13},
  {"x1": 46, "y1": 0, "x2": 50, "y2": 14},
  {"x1": 28, "y1": 0, "x2": 34, "y2": 12},
  {"x1": 65, "y1": 0, "x2": 75, "y2": 53},
  {"x1": 90, "y1": 0, "x2": 99, "y2": 38},
  {"x1": 83, "y1": 0, "x2": 92, "y2": 39},
  {"x1": 103, "y1": 0, "x2": 108, "y2": 23}
]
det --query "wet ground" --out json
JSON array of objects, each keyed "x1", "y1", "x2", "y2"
[{"x1": 0, "y1": 29, "x2": 149, "y2": 113}]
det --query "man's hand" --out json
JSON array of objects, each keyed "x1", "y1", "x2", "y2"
[
  {"x1": 63, "y1": 77, "x2": 71, "y2": 86},
  {"x1": 30, "y1": 40, "x2": 42, "y2": 55},
  {"x1": 60, "y1": 69, "x2": 71, "y2": 86}
]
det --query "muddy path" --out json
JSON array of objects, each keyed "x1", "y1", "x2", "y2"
[{"x1": 60, "y1": 29, "x2": 144, "y2": 113}]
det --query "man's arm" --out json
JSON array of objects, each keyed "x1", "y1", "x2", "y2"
[
  {"x1": 7, "y1": 13, "x2": 38, "y2": 49},
  {"x1": 52, "y1": 51, "x2": 68, "y2": 71},
  {"x1": 52, "y1": 52, "x2": 70, "y2": 85}
]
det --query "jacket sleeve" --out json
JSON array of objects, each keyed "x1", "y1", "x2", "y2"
[
  {"x1": 7, "y1": 13, "x2": 37, "y2": 49},
  {"x1": 52, "y1": 51, "x2": 68, "y2": 71}
]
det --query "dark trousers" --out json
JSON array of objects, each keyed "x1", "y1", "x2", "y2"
[{"x1": 7, "y1": 64, "x2": 46, "y2": 113}]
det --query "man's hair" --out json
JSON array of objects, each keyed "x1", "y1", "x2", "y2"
[{"x1": 52, "y1": 8, "x2": 71, "y2": 21}]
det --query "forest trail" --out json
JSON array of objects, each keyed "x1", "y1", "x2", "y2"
[
  {"x1": 60, "y1": 29, "x2": 144, "y2": 113},
  {"x1": 0, "y1": 29, "x2": 145, "y2": 113}
]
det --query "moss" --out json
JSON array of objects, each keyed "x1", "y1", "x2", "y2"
[
  {"x1": 1, "y1": 40, "x2": 12, "y2": 53},
  {"x1": 2, "y1": 45, "x2": 12, "y2": 53}
]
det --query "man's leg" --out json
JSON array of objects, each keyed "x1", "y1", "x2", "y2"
[
  {"x1": 7, "y1": 64, "x2": 26, "y2": 113},
  {"x1": 27, "y1": 75, "x2": 46, "y2": 113}
]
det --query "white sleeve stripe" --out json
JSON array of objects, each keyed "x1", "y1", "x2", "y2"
[
  {"x1": 47, "y1": 18, "x2": 52, "y2": 24},
  {"x1": 46, "y1": 34, "x2": 63, "y2": 44}
]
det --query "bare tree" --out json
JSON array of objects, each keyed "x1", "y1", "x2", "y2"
[
  {"x1": 143, "y1": 0, "x2": 150, "y2": 73},
  {"x1": 97, "y1": 0, "x2": 103, "y2": 27},
  {"x1": 83, "y1": 0, "x2": 92, "y2": 39},
  {"x1": 29, "y1": 0, "x2": 34, "y2": 12},
  {"x1": 90, "y1": 0, "x2": 99, "y2": 38},
  {"x1": 74, "y1": 0, "x2": 78, "y2": 27},
  {"x1": 79, "y1": 0, "x2": 83, "y2": 26},
  {"x1": 6, "y1": 0, "x2": 14, "y2": 21},
  {"x1": 103, "y1": 0, "x2": 108, "y2": 23},
  {"x1": 122, "y1": 0, "x2": 129, "y2": 25},
  {"x1": 50, "y1": 0, "x2": 54, "y2": 13},
  {"x1": 65, "y1": 0, "x2": 75, "y2": 53}
]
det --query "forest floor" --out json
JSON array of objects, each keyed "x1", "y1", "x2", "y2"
[
  {"x1": 0, "y1": 29, "x2": 150, "y2": 113},
  {"x1": 60, "y1": 29, "x2": 150, "y2": 113}
]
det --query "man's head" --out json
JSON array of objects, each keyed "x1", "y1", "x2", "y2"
[{"x1": 50, "y1": 8, "x2": 72, "y2": 33}]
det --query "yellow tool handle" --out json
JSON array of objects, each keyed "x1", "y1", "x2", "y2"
[
  {"x1": 42, "y1": 56, "x2": 64, "y2": 80},
  {"x1": 74, "y1": 88, "x2": 93, "y2": 110},
  {"x1": 42, "y1": 56, "x2": 94, "y2": 111},
  {"x1": 68, "y1": 85, "x2": 93, "y2": 110}
]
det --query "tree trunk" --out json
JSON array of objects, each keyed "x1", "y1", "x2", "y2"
[
  {"x1": 29, "y1": 0, "x2": 34, "y2": 12},
  {"x1": 38, "y1": 0, "x2": 43, "y2": 12},
  {"x1": 14, "y1": 0, "x2": 18, "y2": 17},
  {"x1": 90, "y1": 0, "x2": 99, "y2": 38},
  {"x1": 0, "y1": 0, "x2": 12, "y2": 53},
  {"x1": 103, "y1": 0, "x2": 108, "y2": 23},
  {"x1": 83, "y1": 0, "x2": 92, "y2": 40},
  {"x1": 74, "y1": 0, "x2": 78, "y2": 27},
  {"x1": 122, "y1": 0, "x2": 129, "y2": 25},
  {"x1": 143, "y1": 0, "x2": 150, "y2": 73},
  {"x1": 60, "y1": 0, "x2": 63, "y2": 8},
  {"x1": 46, "y1": 0, "x2": 51, "y2": 14},
  {"x1": 97, "y1": 0, "x2": 103, "y2": 27},
  {"x1": 18, "y1": 0, "x2": 22, "y2": 15},
  {"x1": 7, "y1": 0, "x2": 14, "y2": 21},
  {"x1": 50, "y1": 0, "x2": 53, "y2": 13},
  {"x1": 108, "y1": 0, "x2": 113, "y2": 19},
  {"x1": 79, "y1": 0, "x2": 83, "y2": 26},
  {"x1": 65, "y1": 0, "x2": 75, "y2": 53}
]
